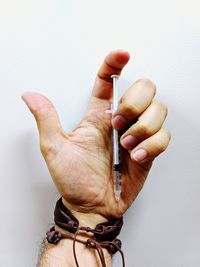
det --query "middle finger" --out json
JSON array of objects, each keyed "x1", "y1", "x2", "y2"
[{"x1": 112, "y1": 78, "x2": 156, "y2": 131}]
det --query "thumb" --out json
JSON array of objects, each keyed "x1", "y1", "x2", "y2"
[{"x1": 22, "y1": 92, "x2": 63, "y2": 143}]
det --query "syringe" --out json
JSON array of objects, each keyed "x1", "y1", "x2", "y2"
[{"x1": 111, "y1": 75, "x2": 121, "y2": 201}]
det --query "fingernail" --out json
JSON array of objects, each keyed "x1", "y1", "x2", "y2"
[
  {"x1": 112, "y1": 115, "x2": 126, "y2": 130},
  {"x1": 131, "y1": 149, "x2": 148, "y2": 162},
  {"x1": 121, "y1": 135, "x2": 138, "y2": 149}
]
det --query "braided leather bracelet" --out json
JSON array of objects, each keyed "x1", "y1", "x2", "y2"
[{"x1": 46, "y1": 198, "x2": 125, "y2": 267}]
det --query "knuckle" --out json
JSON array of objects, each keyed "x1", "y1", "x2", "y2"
[
  {"x1": 121, "y1": 98, "x2": 140, "y2": 117},
  {"x1": 156, "y1": 139, "x2": 167, "y2": 153},
  {"x1": 34, "y1": 103, "x2": 54, "y2": 121},
  {"x1": 154, "y1": 100, "x2": 168, "y2": 115},
  {"x1": 137, "y1": 122, "x2": 154, "y2": 137},
  {"x1": 162, "y1": 128, "x2": 171, "y2": 142},
  {"x1": 40, "y1": 140, "x2": 56, "y2": 157},
  {"x1": 157, "y1": 128, "x2": 171, "y2": 152},
  {"x1": 135, "y1": 78, "x2": 157, "y2": 95}
]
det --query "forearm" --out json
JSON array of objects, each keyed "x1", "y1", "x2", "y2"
[{"x1": 38, "y1": 237, "x2": 112, "y2": 267}]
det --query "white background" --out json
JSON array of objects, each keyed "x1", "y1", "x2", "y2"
[{"x1": 0, "y1": 0, "x2": 200, "y2": 266}]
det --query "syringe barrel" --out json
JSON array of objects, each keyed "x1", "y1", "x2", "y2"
[
  {"x1": 111, "y1": 74, "x2": 121, "y2": 201},
  {"x1": 113, "y1": 128, "x2": 119, "y2": 165},
  {"x1": 112, "y1": 75, "x2": 120, "y2": 166}
]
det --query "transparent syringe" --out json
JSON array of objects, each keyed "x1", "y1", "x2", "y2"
[{"x1": 111, "y1": 75, "x2": 121, "y2": 201}]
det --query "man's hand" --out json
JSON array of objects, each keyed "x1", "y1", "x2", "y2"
[{"x1": 22, "y1": 50, "x2": 171, "y2": 222}]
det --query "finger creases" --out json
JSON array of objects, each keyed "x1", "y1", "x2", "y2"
[
  {"x1": 130, "y1": 128, "x2": 171, "y2": 163},
  {"x1": 112, "y1": 78, "x2": 157, "y2": 130},
  {"x1": 92, "y1": 50, "x2": 130, "y2": 100},
  {"x1": 120, "y1": 100, "x2": 168, "y2": 149}
]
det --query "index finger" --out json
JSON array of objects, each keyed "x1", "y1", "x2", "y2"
[{"x1": 92, "y1": 50, "x2": 130, "y2": 100}]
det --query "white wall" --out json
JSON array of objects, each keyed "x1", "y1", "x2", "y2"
[{"x1": 0, "y1": 0, "x2": 200, "y2": 266}]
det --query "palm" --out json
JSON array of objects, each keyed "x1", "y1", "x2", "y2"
[{"x1": 45, "y1": 97, "x2": 150, "y2": 218}]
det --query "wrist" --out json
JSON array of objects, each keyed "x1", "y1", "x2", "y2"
[
  {"x1": 62, "y1": 197, "x2": 108, "y2": 228},
  {"x1": 55, "y1": 197, "x2": 123, "y2": 244}
]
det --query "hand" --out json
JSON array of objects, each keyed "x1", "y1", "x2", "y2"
[{"x1": 22, "y1": 50, "x2": 171, "y2": 222}]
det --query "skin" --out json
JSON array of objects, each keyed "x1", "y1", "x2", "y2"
[{"x1": 22, "y1": 50, "x2": 171, "y2": 266}]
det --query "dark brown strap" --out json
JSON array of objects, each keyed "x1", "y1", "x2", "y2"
[
  {"x1": 54, "y1": 198, "x2": 79, "y2": 233},
  {"x1": 82, "y1": 217, "x2": 123, "y2": 241},
  {"x1": 54, "y1": 198, "x2": 123, "y2": 241}
]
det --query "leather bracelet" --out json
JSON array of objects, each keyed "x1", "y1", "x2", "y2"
[
  {"x1": 46, "y1": 198, "x2": 125, "y2": 267},
  {"x1": 54, "y1": 198, "x2": 123, "y2": 241}
]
